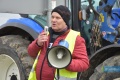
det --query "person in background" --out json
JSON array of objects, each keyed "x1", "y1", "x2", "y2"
[{"x1": 28, "y1": 5, "x2": 89, "y2": 80}]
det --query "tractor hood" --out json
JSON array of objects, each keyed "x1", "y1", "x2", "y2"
[
  {"x1": 0, "y1": 0, "x2": 66, "y2": 15},
  {"x1": 0, "y1": 0, "x2": 48, "y2": 15}
]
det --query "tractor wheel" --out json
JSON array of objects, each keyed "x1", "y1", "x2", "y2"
[
  {"x1": 0, "y1": 35, "x2": 34, "y2": 80},
  {"x1": 89, "y1": 55, "x2": 120, "y2": 80}
]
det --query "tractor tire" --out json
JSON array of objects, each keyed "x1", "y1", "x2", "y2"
[
  {"x1": 0, "y1": 35, "x2": 34, "y2": 80},
  {"x1": 89, "y1": 55, "x2": 120, "y2": 80}
]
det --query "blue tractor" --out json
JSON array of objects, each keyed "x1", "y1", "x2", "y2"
[
  {"x1": 0, "y1": 0, "x2": 120, "y2": 80},
  {"x1": 0, "y1": 14, "x2": 46, "y2": 80}
]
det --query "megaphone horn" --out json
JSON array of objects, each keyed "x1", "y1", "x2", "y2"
[{"x1": 47, "y1": 40, "x2": 72, "y2": 69}]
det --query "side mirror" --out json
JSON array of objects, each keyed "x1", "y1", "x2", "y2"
[{"x1": 79, "y1": 10, "x2": 86, "y2": 20}]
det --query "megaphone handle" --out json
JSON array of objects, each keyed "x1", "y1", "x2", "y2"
[{"x1": 57, "y1": 69, "x2": 60, "y2": 80}]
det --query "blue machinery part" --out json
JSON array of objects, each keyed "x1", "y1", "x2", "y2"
[{"x1": 97, "y1": 0, "x2": 120, "y2": 43}]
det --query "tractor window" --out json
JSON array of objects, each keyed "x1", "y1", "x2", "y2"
[
  {"x1": 28, "y1": 15, "x2": 47, "y2": 27},
  {"x1": 81, "y1": 0, "x2": 89, "y2": 5},
  {"x1": 113, "y1": 0, "x2": 120, "y2": 8}
]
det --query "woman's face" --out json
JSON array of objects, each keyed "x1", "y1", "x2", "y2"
[{"x1": 51, "y1": 12, "x2": 67, "y2": 32}]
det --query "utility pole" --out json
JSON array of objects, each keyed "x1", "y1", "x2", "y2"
[{"x1": 47, "y1": 0, "x2": 56, "y2": 27}]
